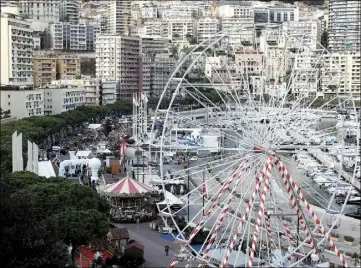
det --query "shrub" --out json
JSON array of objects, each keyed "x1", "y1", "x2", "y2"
[
  {"x1": 344, "y1": 236, "x2": 354, "y2": 242},
  {"x1": 331, "y1": 232, "x2": 339, "y2": 238}
]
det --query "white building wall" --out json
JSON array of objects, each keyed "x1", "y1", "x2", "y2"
[
  {"x1": 0, "y1": 89, "x2": 44, "y2": 119},
  {"x1": 196, "y1": 17, "x2": 218, "y2": 43},
  {"x1": 0, "y1": 7, "x2": 34, "y2": 86},
  {"x1": 43, "y1": 86, "x2": 85, "y2": 115}
]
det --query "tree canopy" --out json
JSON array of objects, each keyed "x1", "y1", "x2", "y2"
[{"x1": 0, "y1": 172, "x2": 110, "y2": 268}]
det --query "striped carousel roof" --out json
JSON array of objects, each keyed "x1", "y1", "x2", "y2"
[{"x1": 102, "y1": 177, "x2": 152, "y2": 195}]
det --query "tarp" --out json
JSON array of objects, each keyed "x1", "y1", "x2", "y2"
[
  {"x1": 38, "y1": 160, "x2": 56, "y2": 178},
  {"x1": 88, "y1": 124, "x2": 102, "y2": 129},
  {"x1": 101, "y1": 177, "x2": 152, "y2": 195},
  {"x1": 157, "y1": 191, "x2": 184, "y2": 205},
  {"x1": 76, "y1": 150, "x2": 92, "y2": 158}
]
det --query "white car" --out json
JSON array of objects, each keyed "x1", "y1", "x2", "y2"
[{"x1": 190, "y1": 156, "x2": 198, "y2": 161}]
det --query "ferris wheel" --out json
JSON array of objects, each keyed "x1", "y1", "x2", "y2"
[{"x1": 149, "y1": 24, "x2": 360, "y2": 267}]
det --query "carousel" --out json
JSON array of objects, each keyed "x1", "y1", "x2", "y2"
[{"x1": 100, "y1": 177, "x2": 160, "y2": 223}]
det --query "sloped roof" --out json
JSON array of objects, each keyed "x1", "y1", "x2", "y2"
[{"x1": 107, "y1": 228, "x2": 130, "y2": 240}]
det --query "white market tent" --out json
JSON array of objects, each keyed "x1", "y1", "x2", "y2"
[
  {"x1": 76, "y1": 150, "x2": 92, "y2": 158},
  {"x1": 157, "y1": 190, "x2": 184, "y2": 206},
  {"x1": 88, "y1": 124, "x2": 102, "y2": 129},
  {"x1": 38, "y1": 161, "x2": 56, "y2": 178}
]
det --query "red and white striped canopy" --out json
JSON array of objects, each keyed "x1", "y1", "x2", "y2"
[{"x1": 102, "y1": 177, "x2": 152, "y2": 195}]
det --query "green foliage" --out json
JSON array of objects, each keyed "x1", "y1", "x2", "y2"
[
  {"x1": 0, "y1": 101, "x2": 132, "y2": 174},
  {"x1": 344, "y1": 236, "x2": 354, "y2": 242},
  {"x1": 0, "y1": 172, "x2": 109, "y2": 268}
]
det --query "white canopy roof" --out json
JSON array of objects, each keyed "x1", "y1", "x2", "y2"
[
  {"x1": 38, "y1": 161, "x2": 56, "y2": 178},
  {"x1": 76, "y1": 150, "x2": 92, "y2": 158},
  {"x1": 157, "y1": 191, "x2": 184, "y2": 205},
  {"x1": 88, "y1": 124, "x2": 102, "y2": 129}
]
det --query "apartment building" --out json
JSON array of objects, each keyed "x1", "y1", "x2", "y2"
[
  {"x1": 100, "y1": 80, "x2": 118, "y2": 105},
  {"x1": 33, "y1": 55, "x2": 81, "y2": 87},
  {"x1": 50, "y1": 76, "x2": 100, "y2": 106},
  {"x1": 96, "y1": 35, "x2": 141, "y2": 100},
  {"x1": 139, "y1": 20, "x2": 163, "y2": 36},
  {"x1": 50, "y1": 22, "x2": 100, "y2": 52},
  {"x1": 34, "y1": 56, "x2": 56, "y2": 87},
  {"x1": 60, "y1": 0, "x2": 79, "y2": 24},
  {"x1": 322, "y1": 52, "x2": 361, "y2": 98},
  {"x1": 161, "y1": 5, "x2": 199, "y2": 18},
  {"x1": 220, "y1": 17, "x2": 254, "y2": 47},
  {"x1": 151, "y1": 53, "x2": 176, "y2": 97},
  {"x1": 268, "y1": 4, "x2": 299, "y2": 23},
  {"x1": 163, "y1": 18, "x2": 195, "y2": 41},
  {"x1": 141, "y1": 36, "x2": 170, "y2": 57},
  {"x1": 56, "y1": 56, "x2": 81, "y2": 80},
  {"x1": 253, "y1": 3, "x2": 299, "y2": 24},
  {"x1": 291, "y1": 52, "x2": 320, "y2": 97},
  {"x1": 11, "y1": 0, "x2": 60, "y2": 23},
  {"x1": 0, "y1": 86, "x2": 44, "y2": 119},
  {"x1": 328, "y1": 0, "x2": 360, "y2": 52},
  {"x1": 43, "y1": 85, "x2": 84, "y2": 115},
  {"x1": 108, "y1": 1, "x2": 131, "y2": 35},
  {"x1": 196, "y1": 17, "x2": 219, "y2": 43},
  {"x1": 282, "y1": 19, "x2": 321, "y2": 50},
  {"x1": 218, "y1": 3, "x2": 253, "y2": 18},
  {"x1": 141, "y1": 7, "x2": 157, "y2": 19},
  {"x1": 235, "y1": 48, "x2": 264, "y2": 75},
  {"x1": 0, "y1": 7, "x2": 33, "y2": 86}
]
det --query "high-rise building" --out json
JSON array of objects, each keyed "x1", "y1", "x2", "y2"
[
  {"x1": 95, "y1": 35, "x2": 141, "y2": 99},
  {"x1": 10, "y1": 0, "x2": 60, "y2": 23},
  {"x1": 107, "y1": 1, "x2": 131, "y2": 35},
  {"x1": 328, "y1": 0, "x2": 360, "y2": 52},
  {"x1": 50, "y1": 23, "x2": 100, "y2": 52},
  {"x1": 1, "y1": 86, "x2": 44, "y2": 118},
  {"x1": 33, "y1": 55, "x2": 81, "y2": 87},
  {"x1": 151, "y1": 53, "x2": 176, "y2": 97},
  {"x1": 60, "y1": 0, "x2": 79, "y2": 24},
  {"x1": 196, "y1": 17, "x2": 219, "y2": 43},
  {"x1": 0, "y1": 7, "x2": 33, "y2": 86},
  {"x1": 282, "y1": 20, "x2": 321, "y2": 50}
]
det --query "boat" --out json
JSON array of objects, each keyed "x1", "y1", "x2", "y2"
[
  {"x1": 336, "y1": 196, "x2": 361, "y2": 205},
  {"x1": 345, "y1": 208, "x2": 361, "y2": 220}
]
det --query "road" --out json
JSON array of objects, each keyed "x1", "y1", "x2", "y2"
[{"x1": 113, "y1": 222, "x2": 186, "y2": 268}]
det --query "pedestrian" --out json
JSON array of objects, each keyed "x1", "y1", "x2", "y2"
[
  {"x1": 136, "y1": 218, "x2": 139, "y2": 228},
  {"x1": 124, "y1": 166, "x2": 127, "y2": 173},
  {"x1": 165, "y1": 244, "x2": 169, "y2": 256}
]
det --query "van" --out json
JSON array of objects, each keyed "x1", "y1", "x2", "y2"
[{"x1": 52, "y1": 146, "x2": 61, "y2": 151}]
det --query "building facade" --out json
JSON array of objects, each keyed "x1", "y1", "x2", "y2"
[
  {"x1": 328, "y1": 0, "x2": 360, "y2": 52},
  {"x1": 196, "y1": 17, "x2": 219, "y2": 43},
  {"x1": 96, "y1": 35, "x2": 141, "y2": 100},
  {"x1": 50, "y1": 22, "x2": 100, "y2": 52},
  {"x1": 151, "y1": 53, "x2": 176, "y2": 97},
  {"x1": 0, "y1": 7, "x2": 33, "y2": 86},
  {"x1": 34, "y1": 56, "x2": 57, "y2": 87},
  {"x1": 0, "y1": 87, "x2": 44, "y2": 119},
  {"x1": 43, "y1": 85, "x2": 84, "y2": 115},
  {"x1": 108, "y1": 1, "x2": 131, "y2": 35}
]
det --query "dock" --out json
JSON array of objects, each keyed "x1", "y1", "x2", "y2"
[{"x1": 308, "y1": 148, "x2": 360, "y2": 192}]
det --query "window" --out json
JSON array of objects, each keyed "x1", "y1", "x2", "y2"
[
  {"x1": 8, "y1": 95, "x2": 10, "y2": 98},
  {"x1": 8, "y1": 102, "x2": 10, "y2": 106}
]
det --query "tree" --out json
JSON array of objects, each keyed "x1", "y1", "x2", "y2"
[
  {"x1": 103, "y1": 119, "x2": 113, "y2": 137},
  {"x1": 40, "y1": 28, "x2": 52, "y2": 50},
  {"x1": 0, "y1": 172, "x2": 109, "y2": 267},
  {"x1": 321, "y1": 31, "x2": 328, "y2": 48}
]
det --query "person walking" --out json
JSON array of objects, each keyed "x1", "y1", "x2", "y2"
[
  {"x1": 165, "y1": 244, "x2": 169, "y2": 256},
  {"x1": 136, "y1": 218, "x2": 139, "y2": 228}
]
